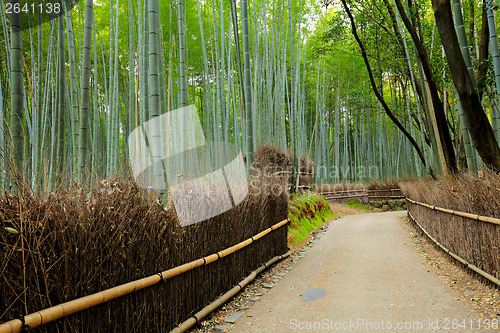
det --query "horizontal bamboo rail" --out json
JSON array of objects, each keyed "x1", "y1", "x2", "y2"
[
  {"x1": 0, "y1": 219, "x2": 291, "y2": 333},
  {"x1": 368, "y1": 188, "x2": 402, "y2": 193},
  {"x1": 319, "y1": 189, "x2": 405, "y2": 205},
  {"x1": 406, "y1": 198, "x2": 500, "y2": 226},
  {"x1": 408, "y1": 211, "x2": 500, "y2": 287},
  {"x1": 367, "y1": 195, "x2": 403, "y2": 198},
  {"x1": 170, "y1": 252, "x2": 291, "y2": 333},
  {"x1": 323, "y1": 194, "x2": 366, "y2": 200},
  {"x1": 318, "y1": 188, "x2": 401, "y2": 195},
  {"x1": 271, "y1": 170, "x2": 314, "y2": 176},
  {"x1": 318, "y1": 189, "x2": 366, "y2": 195}
]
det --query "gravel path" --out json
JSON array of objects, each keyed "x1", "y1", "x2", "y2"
[{"x1": 224, "y1": 212, "x2": 493, "y2": 332}]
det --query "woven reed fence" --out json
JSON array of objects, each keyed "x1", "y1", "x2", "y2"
[
  {"x1": 0, "y1": 218, "x2": 290, "y2": 333},
  {"x1": 406, "y1": 198, "x2": 500, "y2": 286},
  {"x1": 0, "y1": 174, "x2": 289, "y2": 332},
  {"x1": 253, "y1": 145, "x2": 314, "y2": 191}
]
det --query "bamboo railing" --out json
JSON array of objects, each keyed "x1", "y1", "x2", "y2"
[
  {"x1": 406, "y1": 198, "x2": 500, "y2": 225},
  {"x1": 407, "y1": 210, "x2": 500, "y2": 287}
]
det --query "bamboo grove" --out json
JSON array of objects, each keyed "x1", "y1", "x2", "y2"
[{"x1": 0, "y1": 0, "x2": 499, "y2": 193}]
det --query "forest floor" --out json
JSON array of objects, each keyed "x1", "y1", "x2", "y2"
[{"x1": 192, "y1": 210, "x2": 500, "y2": 333}]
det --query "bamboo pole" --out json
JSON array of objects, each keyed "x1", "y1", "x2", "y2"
[
  {"x1": 65, "y1": 0, "x2": 79, "y2": 168},
  {"x1": 78, "y1": 0, "x2": 94, "y2": 176},
  {"x1": 170, "y1": 252, "x2": 291, "y2": 333},
  {"x1": 241, "y1": 0, "x2": 254, "y2": 172},
  {"x1": 323, "y1": 194, "x2": 367, "y2": 199},
  {"x1": 9, "y1": 0, "x2": 25, "y2": 182},
  {"x1": 0, "y1": 218, "x2": 290, "y2": 333}
]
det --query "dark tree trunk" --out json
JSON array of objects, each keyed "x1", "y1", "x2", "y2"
[
  {"x1": 432, "y1": 0, "x2": 500, "y2": 171},
  {"x1": 394, "y1": 0, "x2": 458, "y2": 174},
  {"x1": 340, "y1": 0, "x2": 430, "y2": 173}
]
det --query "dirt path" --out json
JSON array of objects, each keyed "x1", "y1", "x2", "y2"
[{"x1": 228, "y1": 212, "x2": 493, "y2": 332}]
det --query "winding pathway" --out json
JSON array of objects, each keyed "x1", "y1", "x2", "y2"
[{"x1": 228, "y1": 212, "x2": 489, "y2": 332}]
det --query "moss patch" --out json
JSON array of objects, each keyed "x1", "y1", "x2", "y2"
[{"x1": 287, "y1": 191, "x2": 335, "y2": 249}]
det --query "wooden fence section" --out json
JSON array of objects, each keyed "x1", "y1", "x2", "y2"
[
  {"x1": 367, "y1": 188, "x2": 404, "y2": 201},
  {"x1": 319, "y1": 189, "x2": 368, "y2": 204},
  {"x1": 406, "y1": 198, "x2": 500, "y2": 287},
  {"x1": 318, "y1": 188, "x2": 404, "y2": 204},
  {"x1": 0, "y1": 219, "x2": 290, "y2": 333}
]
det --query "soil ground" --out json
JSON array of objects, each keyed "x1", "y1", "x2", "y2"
[{"x1": 328, "y1": 202, "x2": 369, "y2": 217}]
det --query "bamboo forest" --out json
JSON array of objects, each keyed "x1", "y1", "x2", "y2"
[
  {"x1": 1, "y1": 0, "x2": 500, "y2": 331},
  {"x1": 0, "y1": 0, "x2": 499, "y2": 189}
]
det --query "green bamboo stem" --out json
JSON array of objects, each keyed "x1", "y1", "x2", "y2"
[
  {"x1": 8, "y1": 0, "x2": 24, "y2": 182},
  {"x1": 65, "y1": 0, "x2": 79, "y2": 169},
  {"x1": 241, "y1": 0, "x2": 254, "y2": 172},
  {"x1": 487, "y1": 0, "x2": 500, "y2": 138},
  {"x1": 451, "y1": 0, "x2": 478, "y2": 88},
  {"x1": 78, "y1": 0, "x2": 93, "y2": 177},
  {"x1": 55, "y1": 15, "x2": 66, "y2": 177}
]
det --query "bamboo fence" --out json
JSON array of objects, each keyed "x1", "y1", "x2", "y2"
[
  {"x1": 0, "y1": 218, "x2": 290, "y2": 333},
  {"x1": 406, "y1": 198, "x2": 500, "y2": 287},
  {"x1": 318, "y1": 188, "x2": 404, "y2": 203}
]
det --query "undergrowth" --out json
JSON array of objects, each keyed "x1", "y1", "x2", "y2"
[
  {"x1": 346, "y1": 199, "x2": 371, "y2": 211},
  {"x1": 287, "y1": 191, "x2": 334, "y2": 248}
]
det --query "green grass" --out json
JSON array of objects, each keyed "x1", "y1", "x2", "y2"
[
  {"x1": 287, "y1": 191, "x2": 335, "y2": 248},
  {"x1": 346, "y1": 199, "x2": 371, "y2": 211}
]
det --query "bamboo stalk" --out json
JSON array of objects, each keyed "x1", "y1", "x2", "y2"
[
  {"x1": 78, "y1": 0, "x2": 94, "y2": 177},
  {"x1": 241, "y1": 0, "x2": 254, "y2": 172},
  {"x1": 8, "y1": 0, "x2": 24, "y2": 182}
]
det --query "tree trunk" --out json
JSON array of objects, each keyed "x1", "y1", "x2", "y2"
[
  {"x1": 178, "y1": 0, "x2": 187, "y2": 107},
  {"x1": 55, "y1": 15, "x2": 66, "y2": 177},
  {"x1": 394, "y1": 0, "x2": 458, "y2": 174},
  {"x1": 65, "y1": 0, "x2": 79, "y2": 170},
  {"x1": 432, "y1": 0, "x2": 500, "y2": 171}
]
